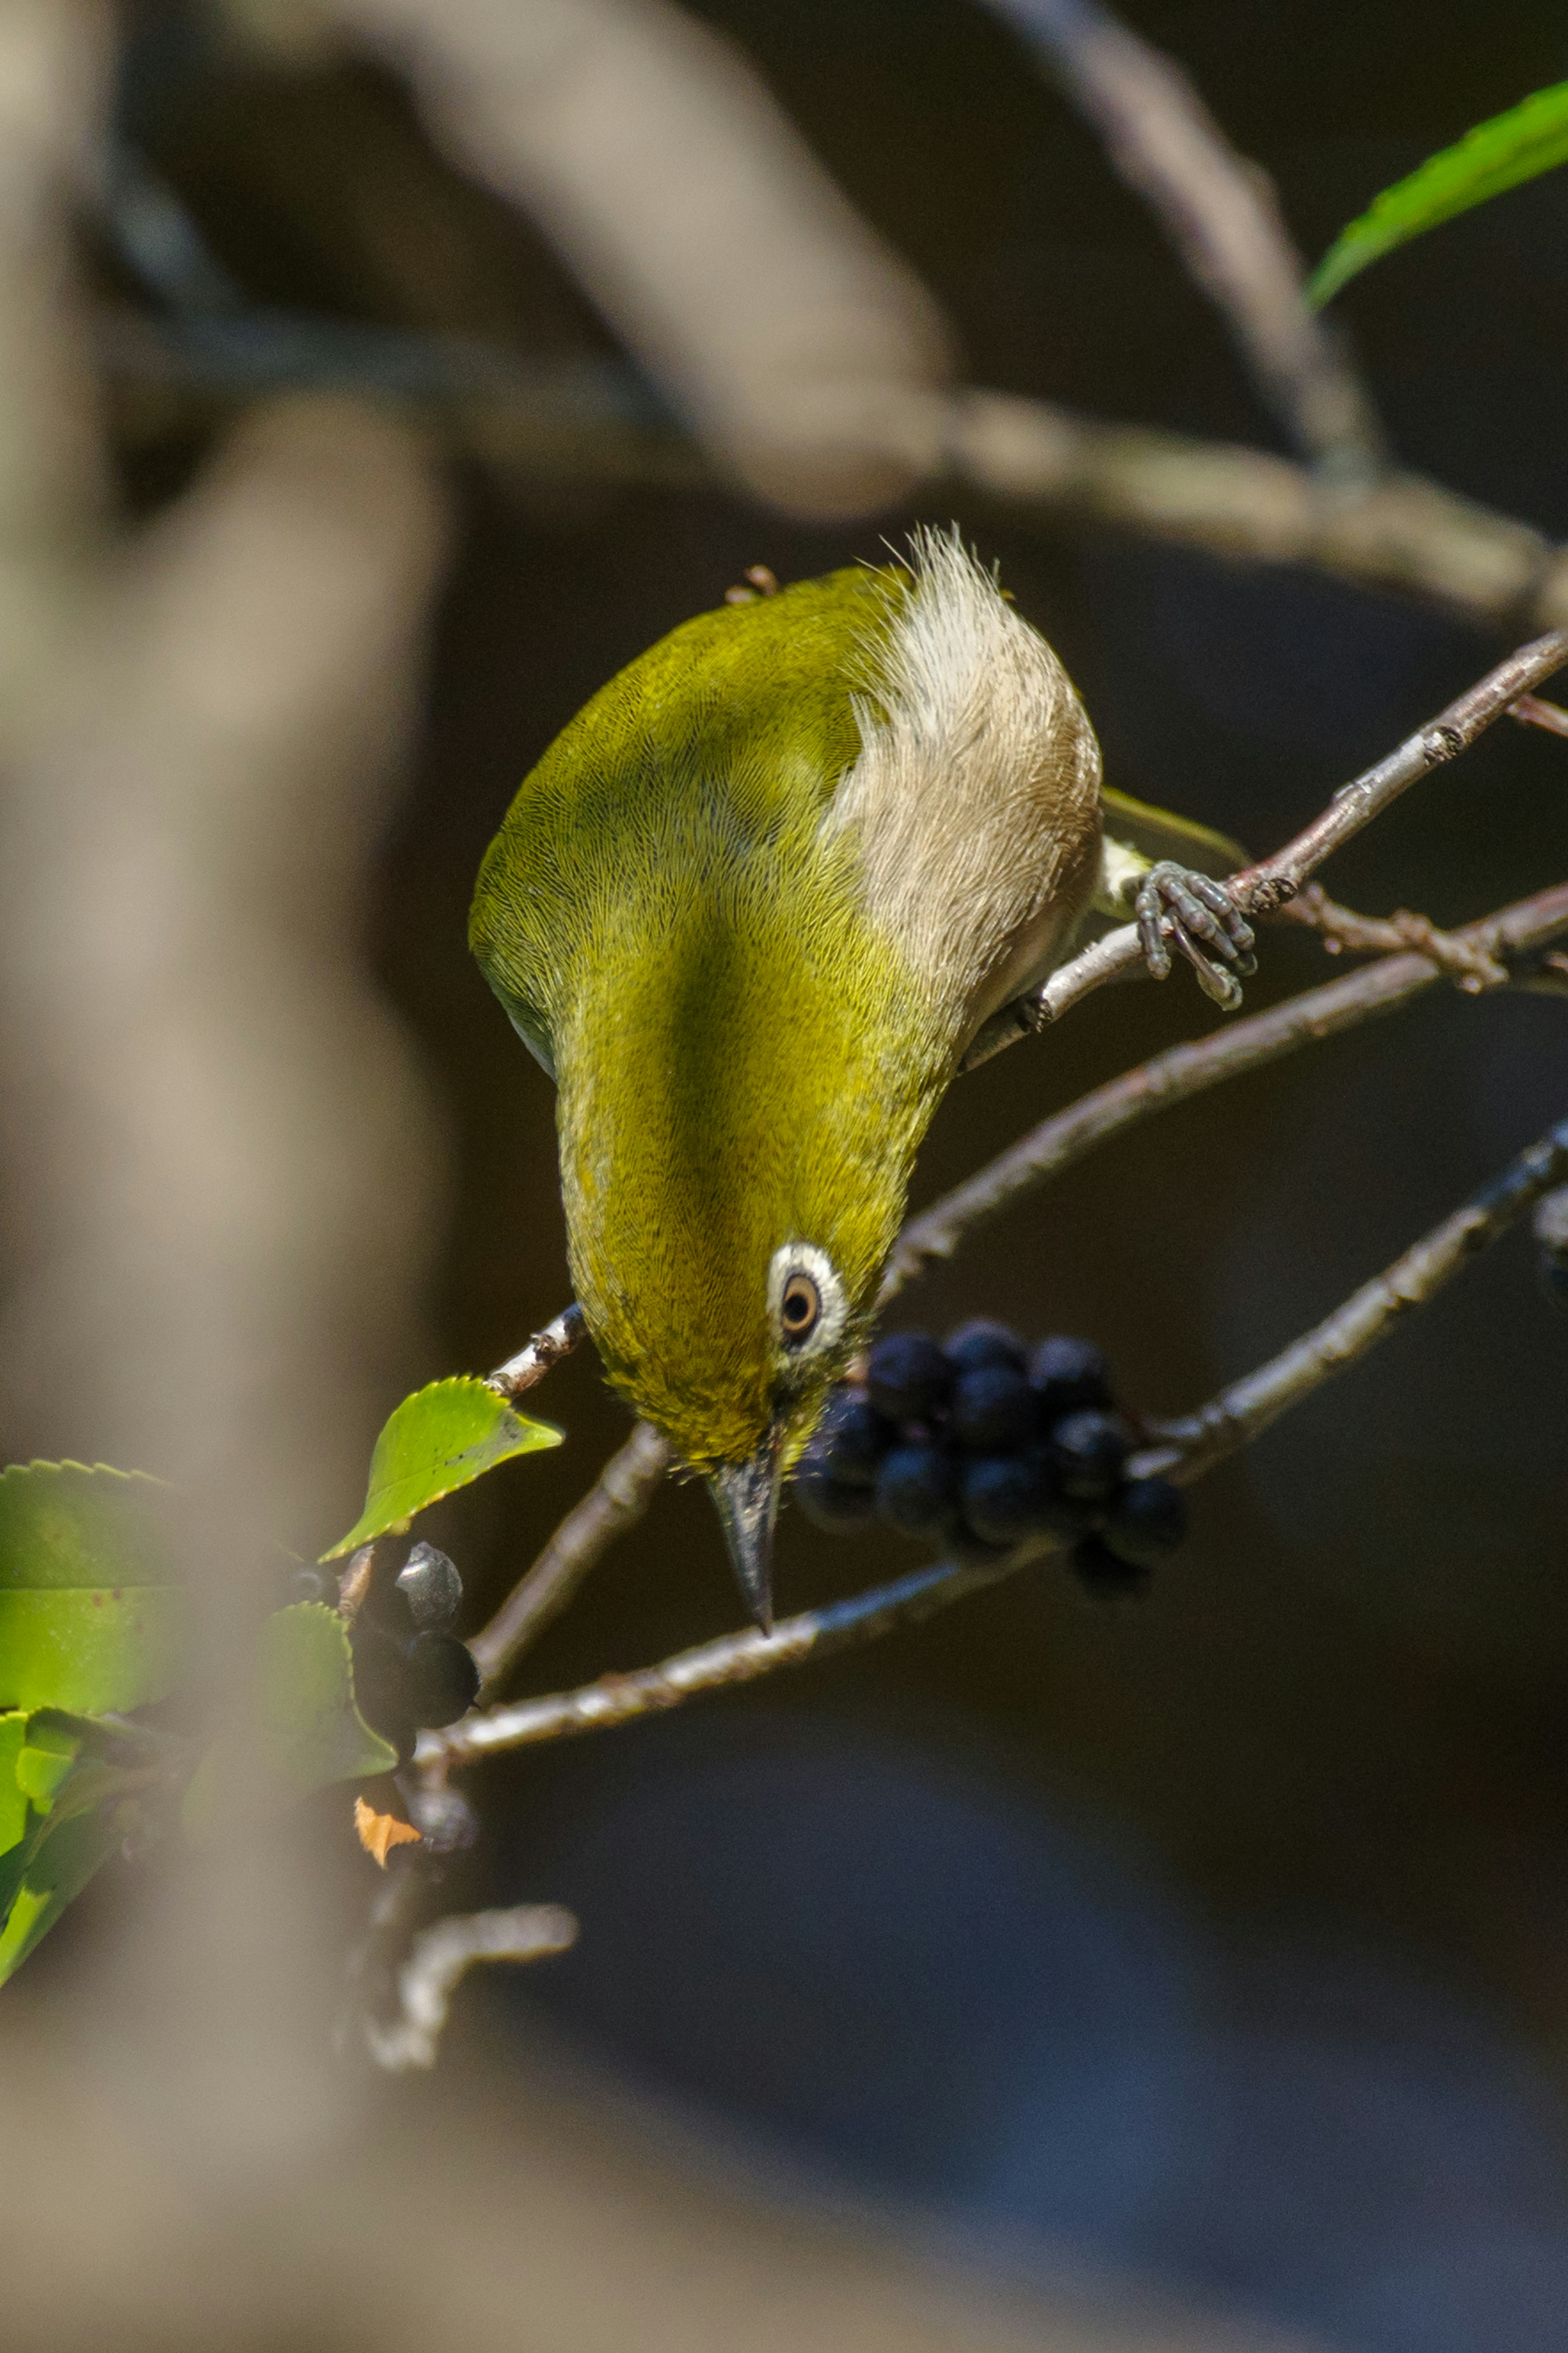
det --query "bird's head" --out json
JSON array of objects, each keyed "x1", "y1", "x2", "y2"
[{"x1": 555, "y1": 901, "x2": 933, "y2": 1633}]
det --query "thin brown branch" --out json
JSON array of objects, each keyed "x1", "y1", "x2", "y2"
[
  {"x1": 1510, "y1": 693, "x2": 1568, "y2": 740},
  {"x1": 358, "y1": 1902, "x2": 578, "y2": 2072},
  {"x1": 1277, "y1": 884, "x2": 1511, "y2": 987},
  {"x1": 982, "y1": 0, "x2": 1381, "y2": 481},
  {"x1": 891, "y1": 880, "x2": 1568, "y2": 1298},
  {"x1": 965, "y1": 629, "x2": 1568, "y2": 1062},
  {"x1": 467, "y1": 1418, "x2": 673, "y2": 1694},
  {"x1": 426, "y1": 1114, "x2": 1568, "y2": 1767},
  {"x1": 487, "y1": 1301, "x2": 585, "y2": 1401},
  {"x1": 1139, "y1": 1117, "x2": 1568, "y2": 1484}
]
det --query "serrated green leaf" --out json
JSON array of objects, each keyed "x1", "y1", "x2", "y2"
[
  {"x1": 0, "y1": 1715, "x2": 27, "y2": 1858},
  {"x1": 182, "y1": 1602, "x2": 396, "y2": 1837},
  {"x1": 1310, "y1": 79, "x2": 1568, "y2": 305},
  {"x1": 0, "y1": 1802, "x2": 124, "y2": 1988},
  {"x1": 0, "y1": 1463, "x2": 187, "y2": 1713},
  {"x1": 322, "y1": 1377, "x2": 561, "y2": 1560}
]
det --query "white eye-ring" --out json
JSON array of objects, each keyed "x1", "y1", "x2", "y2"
[{"x1": 768, "y1": 1242, "x2": 848, "y2": 1359}]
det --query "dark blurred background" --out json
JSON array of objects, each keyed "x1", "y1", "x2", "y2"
[{"x1": 39, "y1": 2, "x2": 1568, "y2": 2347}]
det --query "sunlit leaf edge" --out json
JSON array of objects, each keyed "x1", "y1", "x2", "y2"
[
  {"x1": 1310, "y1": 78, "x2": 1568, "y2": 305},
  {"x1": 321, "y1": 1376, "x2": 562, "y2": 1560}
]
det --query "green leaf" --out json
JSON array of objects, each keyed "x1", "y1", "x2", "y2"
[
  {"x1": 182, "y1": 1602, "x2": 396, "y2": 1836},
  {"x1": 0, "y1": 1802, "x2": 125, "y2": 1988},
  {"x1": 0, "y1": 1714, "x2": 27, "y2": 1857},
  {"x1": 321, "y1": 1377, "x2": 561, "y2": 1560},
  {"x1": 0, "y1": 1463, "x2": 187, "y2": 1714},
  {"x1": 1310, "y1": 79, "x2": 1568, "y2": 305}
]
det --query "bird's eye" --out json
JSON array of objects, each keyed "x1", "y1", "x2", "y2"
[{"x1": 780, "y1": 1271, "x2": 821, "y2": 1344}]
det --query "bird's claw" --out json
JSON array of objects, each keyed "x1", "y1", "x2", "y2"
[{"x1": 1134, "y1": 863, "x2": 1256, "y2": 1012}]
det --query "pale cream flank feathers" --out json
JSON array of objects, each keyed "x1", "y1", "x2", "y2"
[{"x1": 822, "y1": 526, "x2": 1105, "y2": 1042}]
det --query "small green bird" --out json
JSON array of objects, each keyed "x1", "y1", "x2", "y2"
[{"x1": 471, "y1": 530, "x2": 1250, "y2": 1627}]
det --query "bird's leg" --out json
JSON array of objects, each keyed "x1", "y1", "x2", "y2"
[{"x1": 1134, "y1": 862, "x2": 1256, "y2": 1010}]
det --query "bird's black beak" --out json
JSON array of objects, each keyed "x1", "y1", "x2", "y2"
[{"x1": 708, "y1": 1425, "x2": 786, "y2": 1635}]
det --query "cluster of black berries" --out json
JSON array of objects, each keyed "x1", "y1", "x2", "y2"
[
  {"x1": 796, "y1": 1321, "x2": 1187, "y2": 1596},
  {"x1": 293, "y1": 1542, "x2": 481, "y2": 1759}
]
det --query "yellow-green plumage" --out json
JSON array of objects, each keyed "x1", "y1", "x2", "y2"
[{"x1": 471, "y1": 532, "x2": 1107, "y2": 1604}]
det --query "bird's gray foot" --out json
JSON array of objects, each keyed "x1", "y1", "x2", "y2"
[{"x1": 1134, "y1": 862, "x2": 1256, "y2": 1011}]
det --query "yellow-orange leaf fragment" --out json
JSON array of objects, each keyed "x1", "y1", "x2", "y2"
[{"x1": 354, "y1": 1794, "x2": 421, "y2": 1868}]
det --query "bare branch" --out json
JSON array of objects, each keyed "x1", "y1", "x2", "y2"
[
  {"x1": 1279, "y1": 884, "x2": 1510, "y2": 988},
  {"x1": 359, "y1": 1903, "x2": 578, "y2": 2072},
  {"x1": 966, "y1": 629, "x2": 1568, "y2": 1062},
  {"x1": 428, "y1": 1113, "x2": 1568, "y2": 1767},
  {"x1": 422, "y1": 1553, "x2": 1026, "y2": 1768},
  {"x1": 487, "y1": 1301, "x2": 586, "y2": 1401},
  {"x1": 1140, "y1": 1118, "x2": 1568, "y2": 1484},
  {"x1": 980, "y1": 0, "x2": 1380, "y2": 481},
  {"x1": 891, "y1": 881, "x2": 1568, "y2": 1296},
  {"x1": 467, "y1": 1418, "x2": 673, "y2": 1693}
]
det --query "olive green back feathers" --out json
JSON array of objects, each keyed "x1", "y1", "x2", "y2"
[{"x1": 470, "y1": 531, "x2": 1101, "y2": 1471}]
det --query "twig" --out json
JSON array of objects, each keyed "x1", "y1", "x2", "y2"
[
  {"x1": 965, "y1": 629, "x2": 1568, "y2": 1062},
  {"x1": 1139, "y1": 1119, "x2": 1568, "y2": 1483},
  {"x1": 422, "y1": 1554, "x2": 1027, "y2": 1766},
  {"x1": 1510, "y1": 693, "x2": 1568, "y2": 740},
  {"x1": 359, "y1": 1903, "x2": 578, "y2": 2071},
  {"x1": 891, "y1": 880, "x2": 1568, "y2": 1296},
  {"x1": 1280, "y1": 884, "x2": 1510, "y2": 987},
  {"x1": 980, "y1": 0, "x2": 1380, "y2": 482},
  {"x1": 467, "y1": 1419, "x2": 673, "y2": 1693},
  {"x1": 487, "y1": 1302, "x2": 586, "y2": 1401},
  {"x1": 425, "y1": 1115, "x2": 1568, "y2": 1767}
]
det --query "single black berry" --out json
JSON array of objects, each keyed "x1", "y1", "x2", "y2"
[
  {"x1": 1103, "y1": 1476, "x2": 1188, "y2": 1567},
  {"x1": 290, "y1": 1564, "x2": 338, "y2": 1608},
  {"x1": 947, "y1": 1519, "x2": 1016, "y2": 1565},
  {"x1": 866, "y1": 1331, "x2": 953, "y2": 1425},
  {"x1": 1071, "y1": 1534, "x2": 1152, "y2": 1599},
  {"x1": 1029, "y1": 1335, "x2": 1112, "y2": 1417},
  {"x1": 796, "y1": 1463, "x2": 880, "y2": 1531},
  {"x1": 349, "y1": 1619, "x2": 418, "y2": 1760},
  {"x1": 961, "y1": 1452, "x2": 1056, "y2": 1546},
  {"x1": 396, "y1": 1540, "x2": 464, "y2": 1631},
  {"x1": 876, "y1": 1441, "x2": 960, "y2": 1537},
  {"x1": 951, "y1": 1363, "x2": 1036, "y2": 1454},
  {"x1": 1049, "y1": 1408, "x2": 1131, "y2": 1501},
  {"x1": 943, "y1": 1318, "x2": 1027, "y2": 1376},
  {"x1": 812, "y1": 1389, "x2": 893, "y2": 1486},
  {"x1": 404, "y1": 1780, "x2": 479, "y2": 1854},
  {"x1": 403, "y1": 1631, "x2": 481, "y2": 1727}
]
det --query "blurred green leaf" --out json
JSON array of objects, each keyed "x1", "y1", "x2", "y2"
[
  {"x1": 1310, "y1": 79, "x2": 1568, "y2": 304},
  {"x1": 0, "y1": 1463, "x2": 187, "y2": 1713},
  {"x1": 183, "y1": 1602, "x2": 396, "y2": 1836},
  {"x1": 322, "y1": 1378, "x2": 561, "y2": 1560},
  {"x1": 0, "y1": 1803, "x2": 125, "y2": 1988}
]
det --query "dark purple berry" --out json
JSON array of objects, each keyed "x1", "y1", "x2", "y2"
[
  {"x1": 951, "y1": 1363, "x2": 1036, "y2": 1454},
  {"x1": 1538, "y1": 1247, "x2": 1568, "y2": 1311},
  {"x1": 811, "y1": 1389, "x2": 893, "y2": 1486},
  {"x1": 961, "y1": 1452, "x2": 1057, "y2": 1547},
  {"x1": 1049, "y1": 1408, "x2": 1131, "y2": 1501},
  {"x1": 349, "y1": 1619, "x2": 418, "y2": 1759},
  {"x1": 402, "y1": 1631, "x2": 481, "y2": 1728},
  {"x1": 404, "y1": 1780, "x2": 479, "y2": 1854},
  {"x1": 396, "y1": 1540, "x2": 463, "y2": 1630},
  {"x1": 876, "y1": 1442, "x2": 960, "y2": 1537},
  {"x1": 291, "y1": 1564, "x2": 338, "y2": 1608},
  {"x1": 1072, "y1": 1534, "x2": 1152, "y2": 1599},
  {"x1": 866, "y1": 1332, "x2": 953, "y2": 1425},
  {"x1": 1029, "y1": 1335, "x2": 1112, "y2": 1416},
  {"x1": 943, "y1": 1318, "x2": 1027, "y2": 1376},
  {"x1": 796, "y1": 1463, "x2": 880, "y2": 1531},
  {"x1": 1103, "y1": 1477, "x2": 1188, "y2": 1566}
]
